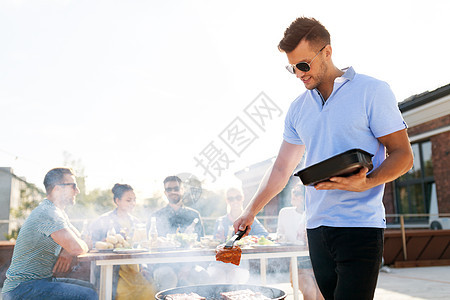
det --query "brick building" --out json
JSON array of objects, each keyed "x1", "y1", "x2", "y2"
[{"x1": 383, "y1": 83, "x2": 450, "y2": 228}]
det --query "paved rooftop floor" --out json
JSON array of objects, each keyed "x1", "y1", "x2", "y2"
[{"x1": 266, "y1": 265, "x2": 450, "y2": 300}]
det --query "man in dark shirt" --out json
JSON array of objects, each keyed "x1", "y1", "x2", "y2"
[
  {"x1": 151, "y1": 175, "x2": 204, "y2": 238},
  {"x1": 149, "y1": 176, "x2": 207, "y2": 290}
]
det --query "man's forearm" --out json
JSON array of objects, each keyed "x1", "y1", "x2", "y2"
[
  {"x1": 367, "y1": 147, "x2": 413, "y2": 188},
  {"x1": 51, "y1": 228, "x2": 89, "y2": 256},
  {"x1": 367, "y1": 129, "x2": 414, "y2": 188},
  {"x1": 244, "y1": 164, "x2": 291, "y2": 216},
  {"x1": 234, "y1": 141, "x2": 305, "y2": 232}
]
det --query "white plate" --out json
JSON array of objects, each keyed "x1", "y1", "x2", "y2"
[
  {"x1": 250, "y1": 243, "x2": 281, "y2": 247},
  {"x1": 92, "y1": 249, "x2": 114, "y2": 253},
  {"x1": 113, "y1": 248, "x2": 149, "y2": 254}
]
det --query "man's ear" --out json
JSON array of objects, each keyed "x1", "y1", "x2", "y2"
[{"x1": 325, "y1": 44, "x2": 332, "y2": 58}]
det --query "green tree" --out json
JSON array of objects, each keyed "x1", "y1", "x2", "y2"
[
  {"x1": 138, "y1": 191, "x2": 165, "y2": 221},
  {"x1": 66, "y1": 188, "x2": 114, "y2": 222},
  {"x1": 62, "y1": 152, "x2": 116, "y2": 227}
]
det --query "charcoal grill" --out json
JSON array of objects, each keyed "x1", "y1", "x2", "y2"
[{"x1": 155, "y1": 283, "x2": 286, "y2": 300}]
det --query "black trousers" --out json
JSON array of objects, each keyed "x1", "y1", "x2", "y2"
[{"x1": 307, "y1": 226, "x2": 384, "y2": 300}]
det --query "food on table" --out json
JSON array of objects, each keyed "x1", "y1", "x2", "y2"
[
  {"x1": 257, "y1": 236, "x2": 274, "y2": 245},
  {"x1": 166, "y1": 232, "x2": 200, "y2": 248},
  {"x1": 175, "y1": 233, "x2": 198, "y2": 248},
  {"x1": 155, "y1": 236, "x2": 179, "y2": 248},
  {"x1": 105, "y1": 235, "x2": 118, "y2": 244},
  {"x1": 115, "y1": 233, "x2": 125, "y2": 244},
  {"x1": 235, "y1": 235, "x2": 275, "y2": 247},
  {"x1": 94, "y1": 241, "x2": 113, "y2": 250},
  {"x1": 95, "y1": 233, "x2": 132, "y2": 250},
  {"x1": 165, "y1": 292, "x2": 205, "y2": 300},
  {"x1": 200, "y1": 236, "x2": 221, "y2": 248},
  {"x1": 220, "y1": 289, "x2": 270, "y2": 300},
  {"x1": 215, "y1": 244, "x2": 242, "y2": 266}
]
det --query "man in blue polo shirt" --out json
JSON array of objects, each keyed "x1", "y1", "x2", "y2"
[
  {"x1": 234, "y1": 17, "x2": 413, "y2": 300},
  {"x1": 2, "y1": 168, "x2": 98, "y2": 300}
]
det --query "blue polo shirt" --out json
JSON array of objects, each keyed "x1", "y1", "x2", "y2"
[{"x1": 283, "y1": 67, "x2": 406, "y2": 229}]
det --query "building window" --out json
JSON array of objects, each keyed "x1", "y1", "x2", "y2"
[{"x1": 395, "y1": 140, "x2": 434, "y2": 223}]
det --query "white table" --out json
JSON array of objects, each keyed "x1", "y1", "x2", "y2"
[{"x1": 78, "y1": 245, "x2": 309, "y2": 300}]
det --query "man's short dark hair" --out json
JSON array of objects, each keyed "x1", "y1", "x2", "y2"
[
  {"x1": 43, "y1": 167, "x2": 75, "y2": 194},
  {"x1": 278, "y1": 17, "x2": 331, "y2": 53},
  {"x1": 163, "y1": 175, "x2": 182, "y2": 186}
]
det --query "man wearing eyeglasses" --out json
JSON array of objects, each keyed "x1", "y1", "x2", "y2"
[
  {"x1": 150, "y1": 175, "x2": 204, "y2": 239},
  {"x1": 234, "y1": 17, "x2": 413, "y2": 300},
  {"x1": 2, "y1": 168, "x2": 98, "y2": 300}
]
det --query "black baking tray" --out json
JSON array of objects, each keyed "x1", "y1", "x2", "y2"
[{"x1": 294, "y1": 149, "x2": 373, "y2": 186}]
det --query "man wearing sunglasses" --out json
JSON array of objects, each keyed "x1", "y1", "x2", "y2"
[
  {"x1": 150, "y1": 175, "x2": 204, "y2": 239},
  {"x1": 234, "y1": 17, "x2": 413, "y2": 300},
  {"x1": 2, "y1": 168, "x2": 98, "y2": 300},
  {"x1": 149, "y1": 175, "x2": 206, "y2": 290}
]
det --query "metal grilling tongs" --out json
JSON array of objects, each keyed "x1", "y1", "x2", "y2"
[{"x1": 224, "y1": 228, "x2": 247, "y2": 249}]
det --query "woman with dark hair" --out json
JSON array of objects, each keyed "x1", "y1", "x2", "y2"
[{"x1": 90, "y1": 183, "x2": 155, "y2": 300}]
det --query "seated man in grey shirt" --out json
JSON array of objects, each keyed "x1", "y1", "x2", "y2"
[{"x1": 2, "y1": 168, "x2": 98, "y2": 300}]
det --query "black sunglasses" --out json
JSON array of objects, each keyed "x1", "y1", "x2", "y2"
[
  {"x1": 165, "y1": 186, "x2": 180, "y2": 192},
  {"x1": 286, "y1": 45, "x2": 327, "y2": 74},
  {"x1": 57, "y1": 183, "x2": 78, "y2": 189}
]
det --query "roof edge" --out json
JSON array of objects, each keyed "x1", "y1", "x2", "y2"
[{"x1": 399, "y1": 83, "x2": 450, "y2": 112}]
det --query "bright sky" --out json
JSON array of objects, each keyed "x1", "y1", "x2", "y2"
[{"x1": 1, "y1": 0, "x2": 449, "y2": 199}]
